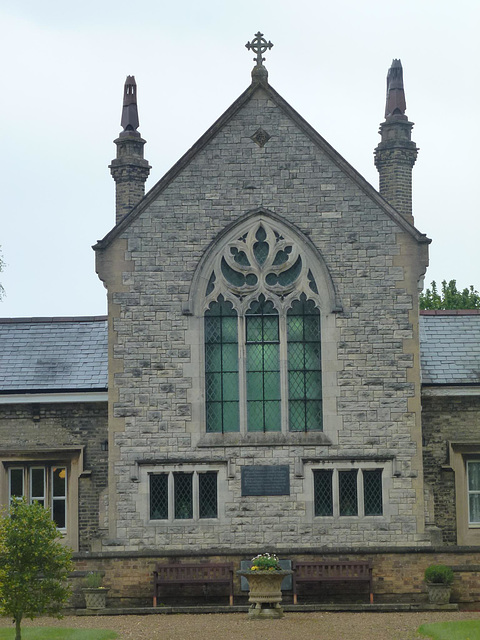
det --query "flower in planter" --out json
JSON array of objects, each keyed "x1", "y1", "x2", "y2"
[{"x1": 250, "y1": 553, "x2": 282, "y2": 571}]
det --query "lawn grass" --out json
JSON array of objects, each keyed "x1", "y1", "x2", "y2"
[
  {"x1": 418, "y1": 619, "x2": 480, "y2": 639},
  {"x1": 0, "y1": 629, "x2": 118, "y2": 639}
]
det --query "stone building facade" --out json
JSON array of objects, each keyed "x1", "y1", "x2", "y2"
[{"x1": 1, "y1": 41, "x2": 480, "y2": 605}]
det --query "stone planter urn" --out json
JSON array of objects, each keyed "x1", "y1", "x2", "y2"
[
  {"x1": 238, "y1": 570, "x2": 293, "y2": 619},
  {"x1": 426, "y1": 583, "x2": 451, "y2": 605},
  {"x1": 83, "y1": 588, "x2": 109, "y2": 609}
]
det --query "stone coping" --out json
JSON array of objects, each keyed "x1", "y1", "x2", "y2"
[{"x1": 74, "y1": 546, "x2": 480, "y2": 559}]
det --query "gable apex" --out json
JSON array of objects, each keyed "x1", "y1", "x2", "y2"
[{"x1": 94, "y1": 77, "x2": 430, "y2": 252}]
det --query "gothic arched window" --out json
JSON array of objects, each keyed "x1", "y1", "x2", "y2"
[{"x1": 204, "y1": 221, "x2": 322, "y2": 434}]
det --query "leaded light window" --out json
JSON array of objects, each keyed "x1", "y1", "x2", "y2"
[
  {"x1": 204, "y1": 221, "x2": 322, "y2": 434},
  {"x1": 467, "y1": 461, "x2": 480, "y2": 525},
  {"x1": 149, "y1": 471, "x2": 218, "y2": 521},
  {"x1": 363, "y1": 469, "x2": 383, "y2": 516},
  {"x1": 313, "y1": 467, "x2": 384, "y2": 518},
  {"x1": 313, "y1": 469, "x2": 333, "y2": 516}
]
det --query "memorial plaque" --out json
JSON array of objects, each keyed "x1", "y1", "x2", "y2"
[{"x1": 241, "y1": 465, "x2": 290, "y2": 496}]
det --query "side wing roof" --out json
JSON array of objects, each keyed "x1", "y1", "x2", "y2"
[{"x1": 0, "y1": 317, "x2": 108, "y2": 393}]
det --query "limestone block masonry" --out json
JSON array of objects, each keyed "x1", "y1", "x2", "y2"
[{"x1": 95, "y1": 81, "x2": 429, "y2": 553}]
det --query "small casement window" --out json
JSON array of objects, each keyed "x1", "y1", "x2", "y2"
[
  {"x1": 313, "y1": 468, "x2": 383, "y2": 518},
  {"x1": 204, "y1": 221, "x2": 322, "y2": 434},
  {"x1": 8, "y1": 465, "x2": 67, "y2": 530},
  {"x1": 150, "y1": 471, "x2": 218, "y2": 521},
  {"x1": 467, "y1": 461, "x2": 480, "y2": 525}
]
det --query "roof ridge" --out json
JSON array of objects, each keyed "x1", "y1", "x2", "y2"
[
  {"x1": 420, "y1": 310, "x2": 480, "y2": 316},
  {"x1": 0, "y1": 316, "x2": 108, "y2": 324}
]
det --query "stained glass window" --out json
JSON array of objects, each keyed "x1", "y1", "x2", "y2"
[
  {"x1": 246, "y1": 297, "x2": 281, "y2": 432},
  {"x1": 287, "y1": 296, "x2": 322, "y2": 432},
  {"x1": 204, "y1": 221, "x2": 323, "y2": 434},
  {"x1": 205, "y1": 297, "x2": 239, "y2": 433}
]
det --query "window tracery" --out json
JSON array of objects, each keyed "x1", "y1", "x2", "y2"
[{"x1": 204, "y1": 220, "x2": 322, "y2": 434}]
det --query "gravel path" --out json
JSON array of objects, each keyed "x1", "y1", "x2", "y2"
[{"x1": 2, "y1": 611, "x2": 480, "y2": 640}]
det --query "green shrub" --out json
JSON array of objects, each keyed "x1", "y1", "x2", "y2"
[
  {"x1": 84, "y1": 572, "x2": 103, "y2": 589},
  {"x1": 424, "y1": 564, "x2": 454, "y2": 585}
]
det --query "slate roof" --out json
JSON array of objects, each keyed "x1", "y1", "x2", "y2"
[
  {"x1": 0, "y1": 317, "x2": 108, "y2": 393},
  {"x1": 420, "y1": 311, "x2": 480, "y2": 385},
  {"x1": 1, "y1": 312, "x2": 479, "y2": 394}
]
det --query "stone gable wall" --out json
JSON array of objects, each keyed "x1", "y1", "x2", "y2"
[{"x1": 97, "y1": 86, "x2": 428, "y2": 552}]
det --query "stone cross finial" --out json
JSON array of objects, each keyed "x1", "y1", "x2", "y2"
[{"x1": 245, "y1": 32, "x2": 273, "y2": 67}]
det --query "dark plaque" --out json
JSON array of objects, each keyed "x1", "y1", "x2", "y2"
[{"x1": 241, "y1": 465, "x2": 290, "y2": 496}]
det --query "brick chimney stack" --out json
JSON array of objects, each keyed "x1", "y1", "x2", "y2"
[
  {"x1": 109, "y1": 76, "x2": 151, "y2": 225},
  {"x1": 374, "y1": 60, "x2": 418, "y2": 224}
]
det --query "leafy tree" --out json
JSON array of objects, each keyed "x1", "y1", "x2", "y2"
[
  {"x1": 420, "y1": 280, "x2": 480, "y2": 310},
  {"x1": 0, "y1": 499, "x2": 73, "y2": 640}
]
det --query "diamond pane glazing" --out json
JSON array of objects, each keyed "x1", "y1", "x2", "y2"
[
  {"x1": 150, "y1": 474, "x2": 168, "y2": 520},
  {"x1": 199, "y1": 472, "x2": 218, "y2": 518},
  {"x1": 205, "y1": 299, "x2": 239, "y2": 433},
  {"x1": 206, "y1": 373, "x2": 221, "y2": 402},
  {"x1": 314, "y1": 470, "x2": 333, "y2": 516},
  {"x1": 174, "y1": 473, "x2": 193, "y2": 519},
  {"x1": 206, "y1": 403, "x2": 222, "y2": 433},
  {"x1": 363, "y1": 469, "x2": 383, "y2": 516},
  {"x1": 223, "y1": 402, "x2": 240, "y2": 432},
  {"x1": 339, "y1": 470, "x2": 358, "y2": 516},
  {"x1": 287, "y1": 298, "x2": 322, "y2": 432}
]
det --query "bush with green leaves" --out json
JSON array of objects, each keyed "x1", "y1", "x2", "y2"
[
  {"x1": 424, "y1": 564, "x2": 454, "y2": 585},
  {"x1": 84, "y1": 572, "x2": 103, "y2": 589},
  {"x1": 0, "y1": 499, "x2": 74, "y2": 640}
]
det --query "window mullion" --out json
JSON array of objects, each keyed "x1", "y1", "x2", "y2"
[
  {"x1": 358, "y1": 469, "x2": 365, "y2": 517},
  {"x1": 192, "y1": 472, "x2": 199, "y2": 520},
  {"x1": 278, "y1": 311, "x2": 289, "y2": 433},
  {"x1": 332, "y1": 469, "x2": 339, "y2": 518}
]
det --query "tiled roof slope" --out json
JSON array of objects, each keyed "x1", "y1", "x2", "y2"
[
  {"x1": 0, "y1": 317, "x2": 108, "y2": 393},
  {"x1": 1, "y1": 312, "x2": 479, "y2": 393},
  {"x1": 420, "y1": 311, "x2": 480, "y2": 385}
]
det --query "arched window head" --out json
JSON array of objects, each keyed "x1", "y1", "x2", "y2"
[
  {"x1": 204, "y1": 220, "x2": 322, "y2": 435},
  {"x1": 205, "y1": 222, "x2": 319, "y2": 310}
]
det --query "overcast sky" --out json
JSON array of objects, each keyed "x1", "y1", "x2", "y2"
[{"x1": 1, "y1": 0, "x2": 478, "y2": 318}]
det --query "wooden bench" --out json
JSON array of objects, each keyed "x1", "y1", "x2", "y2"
[
  {"x1": 292, "y1": 560, "x2": 373, "y2": 604},
  {"x1": 153, "y1": 563, "x2": 234, "y2": 606}
]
